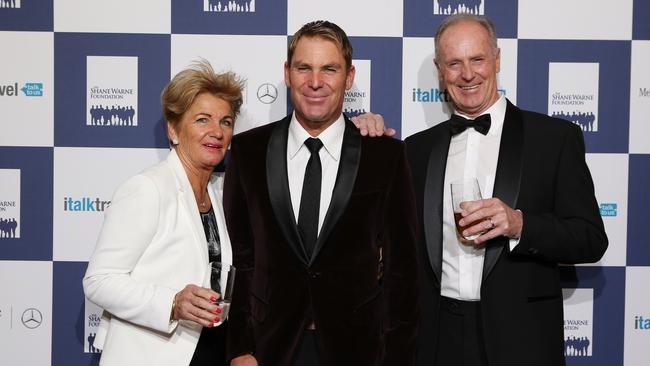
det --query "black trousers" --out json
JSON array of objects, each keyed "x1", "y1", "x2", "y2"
[
  {"x1": 189, "y1": 322, "x2": 228, "y2": 366},
  {"x1": 436, "y1": 296, "x2": 489, "y2": 366},
  {"x1": 293, "y1": 329, "x2": 321, "y2": 366}
]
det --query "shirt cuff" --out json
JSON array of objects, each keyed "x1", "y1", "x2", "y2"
[
  {"x1": 508, "y1": 209, "x2": 523, "y2": 251},
  {"x1": 508, "y1": 237, "x2": 521, "y2": 251}
]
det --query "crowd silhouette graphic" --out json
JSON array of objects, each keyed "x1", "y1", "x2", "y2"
[
  {"x1": 552, "y1": 111, "x2": 597, "y2": 132},
  {"x1": 564, "y1": 336, "x2": 591, "y2": 356},
  {"x1": 88, "y1": 105, "x2": 136, "y2": 126},
  {"x1": 344, "y1": 107, "x2": 367, "y2": 118},
  {"x1": 435, "y1": 0, "x2": 482, "y2": 15},
  {"x1": 87, "y1": 333, "x2": 101, "y2": 353},
  {"x1": 0, "y1": 0, "x2": 19, "y2": 9},
  {"x1": 206, "y1": 0, "x2": 255, "y2": 12},
  {"x1": 0, "y1": 218, "x2": 18, "y2": 238}
]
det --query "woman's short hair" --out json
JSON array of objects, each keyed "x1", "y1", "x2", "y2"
[{"x1": 161, "y1": 60, "x2": 244, "y2": 130}]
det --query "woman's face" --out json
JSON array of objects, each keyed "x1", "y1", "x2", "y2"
[{"x1": 168, "y1": 93, "x2": 234, "y2": 173}]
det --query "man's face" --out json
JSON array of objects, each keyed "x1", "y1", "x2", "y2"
[
  {"x1": 285, "y1": 36, "x2": 355, "y2": 131},
  {"x1": 435, "y1": 20, "x2": 501, "y2": 118}
]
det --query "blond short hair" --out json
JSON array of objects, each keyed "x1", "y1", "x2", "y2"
[
  {"x1": 161, "y1": 60, "x2": 244, "y2": 131},
  {"x1": 288, "y1": 20, "x2": 353, "y2": 70}
]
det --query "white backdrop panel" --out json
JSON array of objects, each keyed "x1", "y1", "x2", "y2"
[
  {"x1": 54, "y1": 0, "x2": 171, "y2": 34},
  {"x1": 0, "y1": 261, "x2": 53, "y2": 366},
  {"x1": 171, "y1": 34, "x2": 288, "y2": 134},
  {"x1": 518, "y1": 0, "x2": 633, "y2": 40},
  {"x1": 0, "y1": 31, "x2": 53, "y2": 147},
  {"x1": 629, "y1": 41, "x2": 650, "y2": 154},
  {"x1": 287, "y1": 0, "x2": 403, "y2": 37},
  {"x1": 53, "y1": 147, "x2": 168, "y2": 262}
]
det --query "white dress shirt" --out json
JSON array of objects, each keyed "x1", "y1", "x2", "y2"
[
  {"x1": 287, "y1": 113, "x2": 345, "y2": 234},
  {"x1": 440, "y1": 96, "x2": 516, "y2": 301}
]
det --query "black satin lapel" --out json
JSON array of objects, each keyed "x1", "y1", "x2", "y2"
[
  {"x1": 483, "y1": 100, "x2": 524, "y2": 280},
  {"x1": 309, "y1": 119, "x2": 361, "y2": 266},
  {"x1": 422, "y1": 124, "x2": 452, "y2": 283},
  {"x1": 266, "y1": 116, "x2": 309, "y2": 266}
]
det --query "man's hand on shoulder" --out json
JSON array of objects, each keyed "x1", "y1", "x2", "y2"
[{"x1": 350, "y1": 112, "x2": 396, "y2": 137}]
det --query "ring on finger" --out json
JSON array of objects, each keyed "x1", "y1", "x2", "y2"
[{"x1": 488, "y1": 217, "x2": 494, "y2": 229}]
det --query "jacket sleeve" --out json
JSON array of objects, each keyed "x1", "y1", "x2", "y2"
[
  {"x1": 83, "y1": 174, "x2": 178, "y2": 334},
  {"x1": 382, "y1": 143, "x2": 420, "y2": 366},
  {"x1": 512, "y1": 123, "x2": 608, "y2": 264},
  {"x1": 223, "y1": 136, "x2": 256, "y2": 360}
]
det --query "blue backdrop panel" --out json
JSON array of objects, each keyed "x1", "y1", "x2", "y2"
[
  {"x1": 403, "y1": 0, "x2": 517, "y2": 38},
  {"x1": 52, "y1": 262, "x2": 100, "y2": 366},
  {"x1": 171, "y1": 0, "x2": 287, "y2": 35},
  {"x1": 517, "y1": 40, "x2": 631, "y2": 153},
  {"x1": 627, "y1": 154, "x2": 650, "y2": 266},
  {"x1": 0, "y1": 147, "x2": 53, "y2": 261},
  {"x1": 633, "y1": 0, "x2": 650, "y2": 40},
  {"x1": 53, "y1": 33, "x2": 170, "y2": 149},
  {"x1": 561, "y1": 266, "x2": 626, "y2": 366},
  {"x1": 0, "y1": 0, "x2": 52, "y2": 32}
]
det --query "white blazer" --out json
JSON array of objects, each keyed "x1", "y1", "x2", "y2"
[{"x1": 83, "y1": 149, "x2": 232, "y2": 366}]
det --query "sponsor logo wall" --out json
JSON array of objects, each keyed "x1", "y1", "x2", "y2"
[{"x1": 0, "y1": 1, "x2": 648, "y2": 365}]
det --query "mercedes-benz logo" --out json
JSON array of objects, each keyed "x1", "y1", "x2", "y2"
[
  {"x1": 257, "y1": 83, "x2": 278, "y2": 104},
  {"x1": 21, "y1": 308, "x2": 43, "y2": 329}
]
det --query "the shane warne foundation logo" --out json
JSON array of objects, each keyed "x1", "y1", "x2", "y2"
[
  {"x1": 84, "y1": 299, "x2": 103, "y2": 353},
  {"x1": 0, "y1": 0, "x2": 21, "y2": 9},
  {"x1": 86, "y1": 56, "x2": 138, "y2": 127},
  {"x1": 0, "y1": 169, "x2": 21, "y2": 239},
  {"x1": 203, "y1": 0, "x2": 255, "y2": 12},
  {"x1": 562, "y1": 288, "x2": 594, "y2": 357},
  {"x1": 548, "y1": 62, "x2": 599, "y2": 132},
  {"x1": 433, "y1": 0, "x2": 484, "y2": 15},
  {"x1": 343, "y1": 60, "x2": 371, "y2": 118}
]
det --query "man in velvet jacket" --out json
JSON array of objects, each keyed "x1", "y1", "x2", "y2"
[
  {"x1": 402, "y1": 14, "x2": 607, "y2": 366},
  {"x1": 225, "y1": 21, "x2": 418, "y2": 366}
]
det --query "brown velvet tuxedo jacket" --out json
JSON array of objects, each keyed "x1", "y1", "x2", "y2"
[
  {"x1": 224, "y1": 115, "x2": 419, "y2": 366},
  {"x1": 405, "y1": 99, "x2": 607, "y2": 366}
]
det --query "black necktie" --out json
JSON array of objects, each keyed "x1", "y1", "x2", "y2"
[
  {"x1": 298, "y1": 138, "x2": 323, "y2": 259},
  {"x1": 449, "y1": 113, "x2": 491, "y2": 135}
]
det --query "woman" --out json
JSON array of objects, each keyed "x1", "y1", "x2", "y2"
[{"x1": 83, "y1": 60, "x2": 244, "y2": 366}]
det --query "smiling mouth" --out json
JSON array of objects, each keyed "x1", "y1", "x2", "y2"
[
  {"x1": 458, "y1": 84, "x2": 480, "y2": 91},
  {"x1": 304, "y1": 94, "x2": 328, "y2": 101},
  {"x1": 204, "y1": 143, "x2": 223, "y2": 150}
]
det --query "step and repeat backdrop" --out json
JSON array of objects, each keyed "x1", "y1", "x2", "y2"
[{"x1": 1, "y1": 0, "x2": 649, "y2": 365}]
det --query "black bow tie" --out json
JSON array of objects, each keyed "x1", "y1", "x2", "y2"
[{"x1": 449, "y1": 114, "x2": 491, "y2": 135}]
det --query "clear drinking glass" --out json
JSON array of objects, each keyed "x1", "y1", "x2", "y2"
[
  {"x1": 450, "y1": 178, "x2": 485, "y2": 241},
  {"x1": 209, "y1": 262, "x2": 236, "y2": 327}
]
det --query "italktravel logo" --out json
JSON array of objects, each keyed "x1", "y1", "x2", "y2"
[
  {"x1": 0, "y1": 82, "x2": 44, "y2": 97},
  {"x1": 412, "y1": 87, "x2": 506, "y2": 103},
  {"x1": 634, "y1": 315, "x2": 650, "y2": 330},
  {"x1": 63, "y1": 197, "x2": 111, "y2": 212},
  {"x1": 599, "y1": 203, "x2": 617, "y2": 217}
]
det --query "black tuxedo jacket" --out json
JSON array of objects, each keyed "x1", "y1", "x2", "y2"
[
  {"x1": 405, "y1": 100, "x2": 607, "y2": 366},
  {"x1": 224, "y1": 115, "x2": 419, "y2": 366}
]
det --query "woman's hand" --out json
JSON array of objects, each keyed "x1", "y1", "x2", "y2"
[{"x1": 171, "y1": 284, "x2": 222, "y2": 327}]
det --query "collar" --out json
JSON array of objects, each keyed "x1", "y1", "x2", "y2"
[{"x1": 287, "y1": 112, "x2": 345, "y2": 161}]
